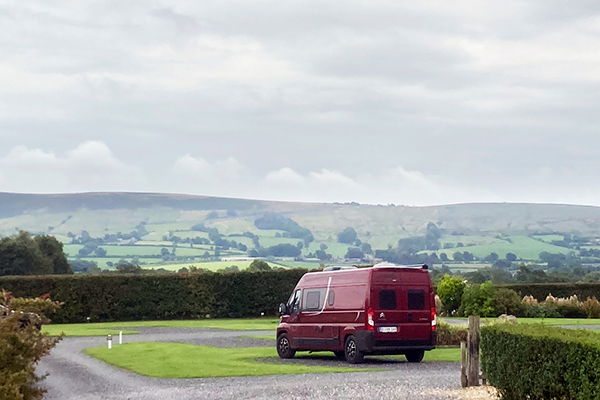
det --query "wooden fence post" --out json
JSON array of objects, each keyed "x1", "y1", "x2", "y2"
[
  {"x1": 460, "y1": 341, "x2": 468, "y2": 387},
  {"x1": 467, "y1": 315, "x2": 480, "y2": 387}
]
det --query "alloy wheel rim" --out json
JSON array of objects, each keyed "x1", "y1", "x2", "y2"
[
  {"x1": 347, "y1": 340, "x2": 356, "y2": 358},
  {"x1": 279, "y1": 337, "x2": 289, "y2": 353}
]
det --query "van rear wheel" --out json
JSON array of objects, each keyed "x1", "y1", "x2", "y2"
[
  {"x1": 405, "y1": 350, "x2": 425, "y2": 363},
  {"x1": 344, "y1": 335, "x2": 364, "y2": 364},
  {"x1": 277, "y1": 334, "x2": 295, "y2": 359}
]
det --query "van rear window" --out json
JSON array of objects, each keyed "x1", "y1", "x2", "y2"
[
  {"x1": 408, "y1": 290, "x2": 425, "y2": 310},
  {"x1": 379, "y1": 290, "x2": 397, "y2": 309}
]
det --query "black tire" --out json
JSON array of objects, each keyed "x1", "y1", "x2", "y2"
[
  {"x1": 277, "y1": 334, "x2": 296, "y2": 359},
  {"x1": 344, "y1": 335, "x2": 364, "y2": 364},
  {"x1": 333, "y1": 351, "x2": 345, "y2": 360},
  {"x1": 405, "y1": 350, "x2": 425, "y2": 363}
]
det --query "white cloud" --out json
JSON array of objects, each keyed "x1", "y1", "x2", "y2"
[
  {"x1": 0, "y1": 141, "x2": 145, "y2": 193},
  {"x1": 264, "y1": 167, "x2": 306, "y2": 185}
]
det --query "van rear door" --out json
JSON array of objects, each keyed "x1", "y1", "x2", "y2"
[{"x1": 371, "y1": 269, "x2": 431, "y2": 343}]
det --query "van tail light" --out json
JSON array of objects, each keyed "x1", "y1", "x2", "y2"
[
  {"x1": 366, "y1": 308, "x2": 375, "y2": 331},
  {"x1": 430, "y1": 291, "x2": 437, "y2": 331}
]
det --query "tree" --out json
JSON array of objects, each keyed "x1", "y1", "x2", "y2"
[
  {"x1": 458, "y1": 282, "x2": 495, "y2": 317},
  {"x1": 453, "y1": 251, "x2": 464, "y2": 262},
  {"x1": 436, "y1": 275, "x2": 466, "y2": 314},
  {"x1": 337, "y1": 227, "x2": 358, "y2": 244},
  {"x1": 315, "y1": 249, "x2": 332, "y2": 261},
  {"x1": 34, "y1": 235, "x2": 72, "y2": 274},
  {"x1": 219, "y1": 265, "x2": 239, "y2": 273},
  {"x1": 345, "y1": 247, "x2": 364, "y2": 259},
  {"x1": 439, "y1": 253, "x2": 449, "y2": 262},
  {"x1": 0, "y1": 232, "x2": 52, "y2": 276},
  {"x1": 94, "y1": 247, "x2": 107, "y2": 257},
  {"x1": 506, "y1": 252, "x2": 518, "y2": 262},
  {"x1": 248, "y1": 260, "x2": 271, "y2": 272},
  {"x1": 483, "y1": 252, "x2": 499, "y2": 263},
  {"x1": 360, "y1": 242, "x2": 373, "y2": 255},
  {"x1": 115, "y1": 263, "x2": 142, "y2": 274},
  {"x1": 462, "y1": 251, "x2": 475, "y2": 262}
]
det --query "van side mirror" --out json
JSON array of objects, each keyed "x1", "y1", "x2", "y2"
[{"x1": 278, "y1": 303, "x2": 289, "y2": 316}]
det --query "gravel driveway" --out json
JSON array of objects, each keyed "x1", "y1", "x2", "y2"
[{"x1": 38, "y1": 327, "x2": 462, "y2": 400}]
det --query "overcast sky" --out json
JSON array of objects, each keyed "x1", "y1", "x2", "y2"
[{"x1": 1, "y1": 0, "x2": 600, "y2": 206}]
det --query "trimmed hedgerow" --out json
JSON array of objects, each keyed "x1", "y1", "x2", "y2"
[
  {"x1": 481, "y1": 324, "x2": 600, "y2": 400},
  {"x1": 0, "y1": 270, "x2": 307, "y2": 323}
]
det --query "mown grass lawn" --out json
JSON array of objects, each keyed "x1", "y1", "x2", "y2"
[
  {"x1": 43, "y1": 318, "x2": 279, "y2": 336},
  {"x1": 85, "y1": 343, "x2": 460, "y2": 378},
  {"x1": 85, "y1": 343, "x2": 373, "y2": 378}
]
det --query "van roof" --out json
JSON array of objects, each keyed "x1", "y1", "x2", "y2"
[{"x1": 313, "y1": 263, "x2": 429, "y2": 274}]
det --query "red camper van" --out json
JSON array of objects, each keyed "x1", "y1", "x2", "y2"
[{"x1": 276, "y1": 263, "x2": 436, "y2": 363}]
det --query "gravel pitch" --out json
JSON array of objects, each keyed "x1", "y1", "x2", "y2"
[{"x1": 37, "y1": 327, "x2": 462, "y2": 400}]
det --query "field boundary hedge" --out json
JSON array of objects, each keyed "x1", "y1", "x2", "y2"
[
  {"x1": 501, "y1": 283, "x2": 600, "y2": 300},
  {"x1": 0, "y1": 270, "x2": 307, "y2": 323},
  {"x1": 481, "y1": 324, "x2": 600, "y2": 400}
]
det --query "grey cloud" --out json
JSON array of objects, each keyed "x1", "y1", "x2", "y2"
[{"x1": 1, "y1": 1, "x2": 600, "y2": 205}]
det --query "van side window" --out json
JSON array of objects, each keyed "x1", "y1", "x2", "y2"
[
  {"x1": 303, "y1": 289, "x2": 325, "y2": 311},
  {"x1": 379, "y1": 290, "x2": 397, "y2": 310},
  {"x1": 408, "y1": 290, "x2": 425, "y2": 310},
  {"x1": 328, "y1": 290, "x2": 335, "y2": 306}
]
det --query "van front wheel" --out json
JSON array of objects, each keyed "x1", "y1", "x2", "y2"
[
  {"x1": 277, "y1": 334, "x2": 295, "y2": 359},
  {"x1": 344, "y1": 335, "x2": 364, "y2": 364},
  {"x1": 405, "y1": 350, "x2": 425, "y2": 363}
]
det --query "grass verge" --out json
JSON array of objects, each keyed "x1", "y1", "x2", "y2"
[
  {"x1": 441, "y1": 317, "x2": 600, "y2": 326},
  {"x1": 44, "y1": 318, "x2": 279, "y2": 336}
]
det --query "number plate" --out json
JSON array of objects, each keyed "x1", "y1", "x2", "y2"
[{"x1": 378, "y1": 326, "x2": 398, "y2": 333}]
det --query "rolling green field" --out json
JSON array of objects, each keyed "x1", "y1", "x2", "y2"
[{"x1": 430, "y1": 235, "x2": 570, "y2": 260}]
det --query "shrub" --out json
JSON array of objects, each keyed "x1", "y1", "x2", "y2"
[
  {"x1": 492, "y1": 288, "x2": 524, "y2": 316},
  {"x1": 436, "y1": 275, "x2": 466, "y2": 315},
  {"x1": 459, "y1": 282, "x2": 495, "y2": 316},
  {"x1": 436, "y1": 322, "x2": 467, "y2": 346},
  {"x1": 501, "y1": 283, "x2": 600, "y2": 302},
  {"x1": 582, "y1": 297, "x2": 600, "y2": 318},
  {"x1": 481, "y1": 324, "x2": 600, "y2": 400},
  {"x1": 0, "y1": 291, "x2": 62, "y2": 400}
]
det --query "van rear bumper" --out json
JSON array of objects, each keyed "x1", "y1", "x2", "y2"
[{"x1": 354, "y1": 331, "x2": 435, "y2": 354}]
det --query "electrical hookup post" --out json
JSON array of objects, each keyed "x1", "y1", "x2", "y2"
[{"x1": 460, "y1": 316, "x2": 481, "y2": 387}]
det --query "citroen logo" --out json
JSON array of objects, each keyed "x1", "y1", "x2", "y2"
[{"x1": 379, "y1": 312, "x2": 385, "y2": 319}]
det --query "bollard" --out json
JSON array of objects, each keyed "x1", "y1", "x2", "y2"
[
  {"x1": 107, "y1": 334, "x2": 112, "y2": 350},
  {"x1": 119, "y1": 331, "x2": 123, "y2": 345}
]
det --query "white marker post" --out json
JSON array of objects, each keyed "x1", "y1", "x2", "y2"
[
  {"x1": 119, "y1": 331, "x2": 123, "y2": 345},
  {"x1": 107, "y1": 334, "x2": 112, "y2": 350}
]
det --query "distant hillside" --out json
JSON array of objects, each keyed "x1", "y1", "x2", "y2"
[
  {"x1": 1, "y1": 192, "x2": 600, "y2": 270},
  {"x1": 2, "y1": 192, "x2": 600, "y2": 236}
]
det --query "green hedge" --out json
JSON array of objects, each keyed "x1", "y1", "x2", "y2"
[
  {"x1": 0, "y1": 270, "x2": 307, "y2": 323},
  {"x1": 481, "y1": 324, "x2": 600, "y2": 400},
  {"x1": 501, "y1": 283, "x2": 600, "y2": 301}
]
